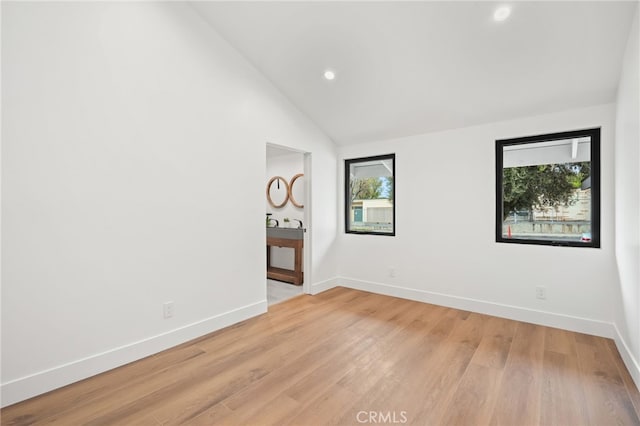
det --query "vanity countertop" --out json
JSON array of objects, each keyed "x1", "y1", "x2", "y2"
[{"x1": 266, "y1": 227, "x2": 304, "y2": 240}]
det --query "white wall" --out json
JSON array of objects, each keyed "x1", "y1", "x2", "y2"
[
  {"x1": 1, "y1": 2, "x2": 337, "y2": 406},
  {"x1": 266, "y1": 151, "x2": 304, "y2": 270},
  {"x1": 338, "y1": 104, "x2": 617, "y2": 336},
  {"x1": 614, "y1": 8, "x2": 640, "y2": 387}
]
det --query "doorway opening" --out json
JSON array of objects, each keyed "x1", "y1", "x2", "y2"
[{"x1": 265, "y1": 143, "x2": 311, "y2": 306}]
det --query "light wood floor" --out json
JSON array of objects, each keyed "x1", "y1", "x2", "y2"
[{"x1": 3, "y1": 287, "x2": 640, "y2": 425}]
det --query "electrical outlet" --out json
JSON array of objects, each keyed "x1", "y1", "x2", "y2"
[
  {"x1": 536, "y1": 286, "x2": 546, "y2": 300},
  {"x1": 163, "y1": 301, "x2": 174, "y2": 319},
  {"x1": 389, "y1": 267, "x2": 396, "y2": 278}
]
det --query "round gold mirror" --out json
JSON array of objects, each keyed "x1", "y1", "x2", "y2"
[
  {"x1": 288, "y1": 173, "x2": 304, "y2": 208},
  {"x1": 267, "y1": 176, "x2": 289, "y2": 208}
]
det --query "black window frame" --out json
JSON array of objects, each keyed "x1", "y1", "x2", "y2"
[
  {"x1": 495, "y1": 128, "x2": 601, "y2": 248},
  {"x1": 345, "y1": 154, "x2": 396, "y2": 236}
]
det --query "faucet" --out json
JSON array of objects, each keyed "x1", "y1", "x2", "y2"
[
  {"x1": 293, "y1": 219, "x2": 303, "y2": 229},
  {"x1": 266, "y1": 213, "x2": 278, "y2": 227}
]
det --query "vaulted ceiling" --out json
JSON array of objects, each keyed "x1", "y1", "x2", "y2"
[{"x1": 192, "y1": 2, "x2": 637, "y2": 145}]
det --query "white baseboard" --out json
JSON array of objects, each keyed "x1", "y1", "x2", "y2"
[
  {"x1": 309, "y1": 277, "x2": 339, "y2": 295},
  {"x1": 1, "y1": 300, "x2": 267, "y2": 408},
  {"x1": 613, "y1": 323, "x2": 640, "y2": 391},
  {"x1": 337, "y1": 277, "x2": 614, "y2": 338}
]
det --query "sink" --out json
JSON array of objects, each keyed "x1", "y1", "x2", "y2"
[{"x1": 267, "y1": 227, "x2": 304, "y2": 240}]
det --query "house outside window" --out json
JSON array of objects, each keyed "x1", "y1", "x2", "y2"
[
  {"x1": 495, "y1": 128, "x2": 600, "y2": 248},
  {"x1": 345, "y1": 154, "x2": 395, "y2": 236}
]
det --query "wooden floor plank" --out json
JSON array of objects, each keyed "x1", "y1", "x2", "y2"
[
  {"x1": 110, "y1": 291, "x2": 384, "y2": 425},
  {"x1": 332, "y1": 309, "x2": 479, "y2": 424},
  {"x1": 540, "y1": 349, "x2": 591, "y2": 425},
  {"x1": 311, "y1": 304, "x2": 452, "y2": 425},
  {"x1": 544, "y1": 326, "x2": 578, "y2": 356},
  {"x1": 606, "y1": 338, "x2": 640, "y2": 417},
  {"x1": 216, "y1": 296, "x2": 420, "y2": 425},
  {"x1": 0, "y1": 345, "x2": 206, "y2": 424},
  {"x1": 2, "y1": 288, "x2": 639, "y2": 426},
  {"x1": 182, "y1": 402, "x2": 234, "y2": 426},
  {"x1": 279, "y1": 382, "x2": 358, "y2": 426},
  {"x1": 576, "y1": 334, "x2": 640, "y2": 425},
  {"x1": 489, "y1": 322, "x2": 545, "y2": 425},
  {"x1": 470, "y1": 316, "x2": 517, "y2": 370},
  {"x1": 439, "y1": 363, "x2": 503, "y2": 426},
  {"x1": 408, "y1": 313, "x2": 488, "y2": 423}
]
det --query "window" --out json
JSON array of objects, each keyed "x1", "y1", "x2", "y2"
[
  {"x1": 345, "y1": 154, "x2": 395, "y2": 235},
  {"x1": 496, "y1": 128, "x2": 600, "y2": 248}
]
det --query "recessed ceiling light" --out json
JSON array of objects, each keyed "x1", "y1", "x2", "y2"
[
  {"x1": 323, "y1": 70, "x2": 336, "y2": 80},
  {"x1": 493, "y1": 6, "x2": 511, "y2": 22}
]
